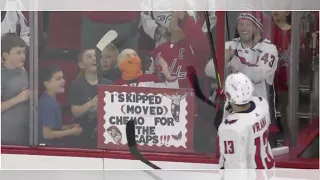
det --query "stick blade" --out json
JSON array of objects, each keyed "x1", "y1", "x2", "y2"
[
  {"x1": 126, "y1": 120, "x2": 136, "y2": 148},
  {"x1": 96, "y1": 30, "x2": 118, "y2": 51},
  {"x1": 126, "y1": 120, "x2": 162, "y2": 170}
]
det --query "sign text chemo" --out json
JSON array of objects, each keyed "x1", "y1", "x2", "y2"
[{"x1": 103, "y1": 91, "x2": 188, "y2": 148}]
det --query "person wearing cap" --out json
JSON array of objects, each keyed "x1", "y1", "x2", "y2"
[{"x1": 224, "y1": 11, "x2": 280, "y2": 148}]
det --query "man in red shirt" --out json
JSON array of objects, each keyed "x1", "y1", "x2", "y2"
[
  {"x1": 150, "y1": 11, "x2": 210, "y2": 89},
  {"x1": 148, "y1": 12, "x2": 214, "y2": 153},
  {"x1": 81, "y1": 12, "x2": 140, "y2": 51}
]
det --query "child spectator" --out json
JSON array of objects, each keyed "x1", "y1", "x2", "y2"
[
  {"x1": 99, "y1": 42, "x2": 121, "y2": 82},
  {"x1": 38, "y1": 66, "x2": 82, "y2": 147},
  {"x1": 68, "y1": 49, "x2": 111, "y2": 149},
  {"x1": 1, "y1": 33, "x2": 29, "y2": 145}
]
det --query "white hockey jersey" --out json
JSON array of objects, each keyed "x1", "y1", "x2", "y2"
[
  {"x1": 225, "y1": 38, "x2": 278, "y2": 100},
  {"x1": 218, "y1": 96, "x2": 275, "y2": 169}
]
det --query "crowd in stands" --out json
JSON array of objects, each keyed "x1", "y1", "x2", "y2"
[{"x1": 1, "y1": 11, "x2": 319, "y2": 154}]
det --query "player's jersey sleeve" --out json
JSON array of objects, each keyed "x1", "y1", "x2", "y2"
[
  {"x1": 218, "y1": 122, "x2": 250, "y2": 169},
  {"x1": 252, "y1": 42, "x2": 279, "y2": 85}
]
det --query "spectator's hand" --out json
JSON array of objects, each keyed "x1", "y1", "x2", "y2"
[
  {"x1": 172, "y1": 11, "x2": 186, "y2": 20},
  {"x1": 71, "y1": 125, "x2": 83, "y2": 136},
  {"x1": 154, "y1": 26, "x2": 169, "y2": 40},
  {"x1": 155, "y1": 55, "x2": 177, "y2": 81},
  {"x1": 170, "y1": 12, "x2": 186, "y2": 43},
  {"x1": 90, "y1": 96, "x2": 98, "y2": 107},
  {"x1": 16, "y1": 88, "x2": 30, "y2": 103},
  {"x1": 226, "y1": 45, "x2": 235, "y2": 61}
]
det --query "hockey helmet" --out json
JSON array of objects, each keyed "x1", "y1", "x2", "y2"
[{"x1": 224, "y1": 72, "x2": 254, "y2": 105}]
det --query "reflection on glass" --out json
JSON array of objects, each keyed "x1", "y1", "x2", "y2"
[
  {"x1": 1, "y1": 10, "x2": 319, "y2": 169},
  {"x1": 31, "y1": 11, "x2": 217, "y2": 154}
]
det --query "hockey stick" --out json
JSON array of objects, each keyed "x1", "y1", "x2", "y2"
[
  {"x1": 95, "y1": 30, "x2": 118, "y2": 82},
  {"x1": 203, "y1": 11, "x2": 223, "y2": 92},
  {"x1": 186, "y1": 12, "x2": 224, "y2": 128},
  {"x1": 188, "y1": 11, "x2": 223, "y2": 103},
  {"x1": 96, "y1": 30, "x2": 118, "y2": 51},
  {"x1": 186, "y1": 12, "x2": 220, "y2": 107},
  {"x1": 126, "y1": 120, "x2": 161, "y2": 169}
]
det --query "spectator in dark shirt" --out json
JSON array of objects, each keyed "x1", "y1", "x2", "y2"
[
  {"x1": 69, "y1": 49, "x2": 111, "y2": 149},
  {"x1": 38, "y1": 66, "x2": 82, "y2": 147},
  {"x1": 1, "y1": 33, "x2": 29, "y2": 145}
]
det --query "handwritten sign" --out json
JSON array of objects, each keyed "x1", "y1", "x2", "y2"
[{"x1": 97, "y1": 85, "x2": 195, "y2": 153}]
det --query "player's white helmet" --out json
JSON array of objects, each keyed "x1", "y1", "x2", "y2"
[{"x1": 224, "y1": 72, "x2": 254, "y2": 105}]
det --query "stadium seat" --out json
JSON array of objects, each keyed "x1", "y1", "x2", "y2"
[{"x1": 46, "y1": 12, "x2": 82, "y2": 50}]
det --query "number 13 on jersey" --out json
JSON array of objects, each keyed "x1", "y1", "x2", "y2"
[{"x1": 222, "y1": 130, "x2": 275, "y2": 169}]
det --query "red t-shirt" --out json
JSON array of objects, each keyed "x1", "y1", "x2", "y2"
[
  {"x1": 83, "y1": 11, "x2": 140, "y2": 24},
  {"x1": 151, "y1": 17, "x2": 210, "y2": 89},
  {"x1": 272, "y1": 23, "x2": 291, "y2": 91}
]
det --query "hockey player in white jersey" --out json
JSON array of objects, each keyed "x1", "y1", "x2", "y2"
[
  {"x1": 225, "y1": 11, "x2": 279, "y2": 147},
  {"x1": 218, "y1": 73, "x2": 275, "y2": 169}
]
